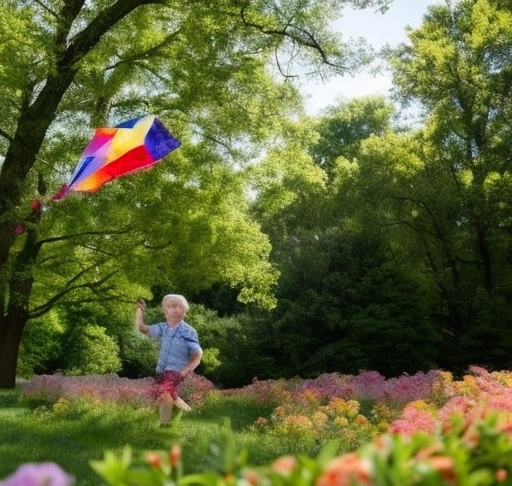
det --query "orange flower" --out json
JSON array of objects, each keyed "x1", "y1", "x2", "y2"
[
  {"x1": 271, "y1": 455, "x2": 297, "y2": 476},
  {"x1": 243, "y1": 469, "x2": 261, "y2": 485},
  {"x1": 169, "y1": 444, "x2": 181, "y2": 466},
  {"x1": 316, "y1": 453, "x2": 372, "y2": 486},
  {"x1": 496, "y1": 469, "x2": 507, "y2": 482},
  {"x1": 274, "y1": 406, "x2": 286, "y2": 417},
  {"x1": 426, "y1": 456, "x2": 457, "y2": 484},
  {"x1": 414, "y1": 443, "x2": 443, "y2": 460},
  {"x1": 372, "y1": 435, "x2": 392, "y2": 454},
  {"x1": 145, "y1": 452, "x2": 162, "y2": 469},
  {"x1": 224, "y1": 473, "x2": 235, "y2": 484}
]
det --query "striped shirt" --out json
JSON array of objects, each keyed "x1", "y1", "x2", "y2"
[{"x1": 149, "y1": 321, "x2": 201, "y2": 373}]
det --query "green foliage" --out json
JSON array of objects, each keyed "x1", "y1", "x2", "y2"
[
  {"x1": 63, "y1": 325, "x2": 122, "y2": 376},
  {"x1": 258, "y1": 228, "x2": 438, "y2": 379},
  {"x1": 2, "y1": 0, "x2": 384, "y2": 388},
  {"x1": 200, "y1": 348, "x2": 222, "y2": 376},
  {"x1": 246, "y1": 96, "x2": 440, "y2": 380},
  {"x1": 119, "y1": 331, "x2": 159, "y2": 379},
  {"x1": 17, "y1": 311, "x2": 65, "y2": 377},
  {"x1": 309, "y1": 96, "x2": 395, "y2": 174},
  {"x1": 0, "y1": 392, "x2": 166, "y2": 485},
  {"x1": 0, "y1": 387, "x2": 23, "y2": 408},
  {"x1": 89, "y1": 428, "x2": 340, "y2": 486},
  {"x1": 197, "y1": 393, "x2": 276, "y2": 432},
  {"x1": 187, "y1": 305, "x2": 270, "y2": 387},
  {"x1": 380, "y1": 0, "x2": 512, "y2": 370}
]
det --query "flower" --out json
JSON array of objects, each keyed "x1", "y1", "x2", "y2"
[
  {"x1": 496, "y1": 469, "x2": 507, "y2": 482},
  {"x1": 242, "y1": 469, "x2": 261, "y2": 485},
  {"x1": 425, "y1": 456, "x2": 457, "y2": 484},
  {"x1": 0, "y1": 463, "x2": 74, "y2": 486},
  {"x1": 316, "y1": 453, "x2": 372, "y2": 486},
  {"x1": 145, "y1": 452, "x2": 162, "y2": 469},
  {"x1": 169, "y1": 444, "x2": 181, "y2": 466},
  {"x1": 271, "y1": 455, "x2": 297, "y2": 476}
]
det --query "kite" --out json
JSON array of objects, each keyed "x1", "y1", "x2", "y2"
[{"x1": 52, "y1": 115, "x2": 181, "y2": 200}]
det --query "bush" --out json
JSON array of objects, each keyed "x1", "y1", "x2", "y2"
[
  {"x1": 118, "y1": 330, "x2": 159, "y2": 379},
  {"x1": 64, "y1": 325, "x2": 122, "y2": 375}
]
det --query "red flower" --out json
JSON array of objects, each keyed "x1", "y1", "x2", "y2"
[
  {"x1": 31, "y1": 199, "x2": 42, "y2": 212},
  {"x1": 13, "y1": 224, "x2": 26, "y2": 235}
]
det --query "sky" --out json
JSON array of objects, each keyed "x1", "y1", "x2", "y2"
[{"x1": 303, "y1": 0, "x2": 443, "y2": 114}]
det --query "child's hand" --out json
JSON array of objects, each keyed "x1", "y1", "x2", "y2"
[{"x1": 136, "y1": 297, "x2": 146, "y2": 310}]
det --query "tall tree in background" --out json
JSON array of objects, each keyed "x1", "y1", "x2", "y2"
[
  {"x1": 384, "y1": 0, "x2": 512, "y2": 370},
  {"x1": 0, "y1": 0, "x2": 391, "y2": 387},
  {"x1": 192, "y1": 0, "x2": 512, "y2": 381},
  {"x1": 247, "y1": 98, "x2": 439, "y2": 379}
]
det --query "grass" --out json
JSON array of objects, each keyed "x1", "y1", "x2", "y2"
[{"x1": 0, "y1": 387, "x2": 313, "y2": 486}]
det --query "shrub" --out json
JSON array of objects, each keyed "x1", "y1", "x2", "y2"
[
  {"x1": 21, "y1": 372, "x2": 216, "y2": 409},
  {"x1": 64, "y1": 325, "x2": 122, "y2": 375}
]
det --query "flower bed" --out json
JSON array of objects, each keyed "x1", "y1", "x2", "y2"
[{"x1": 7, "y1": 366, "x2": 512, "y2": 485}]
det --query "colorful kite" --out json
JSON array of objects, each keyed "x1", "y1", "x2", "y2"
[{"x1": 52, "y1": 115, "x2": 181, "y2": 200}]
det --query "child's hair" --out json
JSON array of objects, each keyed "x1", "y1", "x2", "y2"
[{"x1": 162, "y1": 294, "x2": 190, "y2": 313}]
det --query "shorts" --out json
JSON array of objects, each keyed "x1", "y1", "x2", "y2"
[{"x1": 150, "y1": 370, "x2": 184, "y2": 401}]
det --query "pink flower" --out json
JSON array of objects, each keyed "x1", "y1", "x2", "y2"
[
  {"x1": 13, "y1": 224, "x2": 26, "y2": 235},
  {"x1": 0, "y1": 463, "x2": 73, "y2": 486},
  {"x1": 271, "y1": 456, "x2": 297, "y2": 476},
  {"x1": 388, "y1": 403, "x2": 437, "y2": 436}
]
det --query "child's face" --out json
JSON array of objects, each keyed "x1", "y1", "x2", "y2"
[{"x1": 162, "y1": 299, "x2": 185, "y2": 321}]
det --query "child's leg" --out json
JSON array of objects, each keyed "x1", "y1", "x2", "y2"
[
  {"x1": 159, "y1": 393, "x2": 174, "y2": 424},
  {"x1": 173, "y1": 396, "x2": 192, "y2": 412}
]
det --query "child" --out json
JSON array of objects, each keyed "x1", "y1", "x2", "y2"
[{"x1": 135, "y1": 294, "x2": 202, "y2": 426}]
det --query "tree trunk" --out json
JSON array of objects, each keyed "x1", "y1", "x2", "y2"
[
  {"x1": 0, "y1": 215, "x2": 39, "y2": 388},
  {"x1": 0, "y1": 315, "x2": 28, "y2": 389}
]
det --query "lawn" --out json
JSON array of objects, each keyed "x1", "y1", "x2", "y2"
[{"x1": 0, "y1": 384, "x2": 301, "y2": 486}]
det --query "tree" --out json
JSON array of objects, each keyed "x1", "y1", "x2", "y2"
[
  {"x1": 309, "y1": 96, "x2": 395, "y2": 176},
  {"x1": 0, "y1": 0, "x2": 390, "y2": 388},
  {"x1": 1, "y1": 0, "x2": 172, "y2": 389},
  {"x1": 386, "y1": 0, "x2": 512, "y2": 369},
  {"x1": 246, "y1": 98, "x2": 439, "y2": 379}
]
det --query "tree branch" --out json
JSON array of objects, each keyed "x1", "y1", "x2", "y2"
[
  {"x1": 29, "y1": 267, "x2": 119, "y2": 318},
  {"x1": 32, "y1": 0, "x2": 58, "y2": 17},
  {"x1": 59, "y1": 0, "x2": 166, "y2": 71},
  {"x1": 238, "y1": 3, "x2": 345, "y2": 71},
  {"x1": 106, "y1": 29, "x2": 182, "y2": 71},
  {"x1": 0, "y1": 128, "x2": 13, "y2": 144},
  {"x1": 36, "y1": 226, "x2": 133, "y2": 250}
]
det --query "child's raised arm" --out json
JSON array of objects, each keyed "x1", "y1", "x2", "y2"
[{"x1": 135, "y1": 298, "x2": 150, "y2": 335}]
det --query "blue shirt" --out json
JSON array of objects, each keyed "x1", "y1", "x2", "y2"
[{"x1": 149, "y1": 321, "x2": 202, "y2": 373}]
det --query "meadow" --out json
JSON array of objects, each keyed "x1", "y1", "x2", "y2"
[{"x1": 3, "y1": 367, "x2": 512, "y2": 485}]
